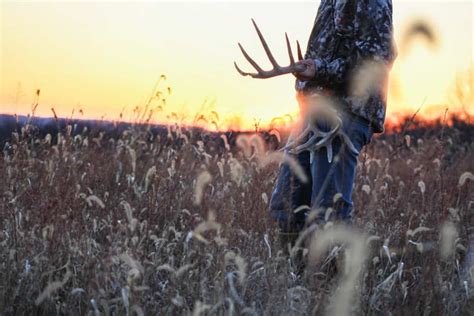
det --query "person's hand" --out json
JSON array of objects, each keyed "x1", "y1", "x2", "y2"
[{"x1": 293, "y1": 59, "x2": 316, "y2": 81}]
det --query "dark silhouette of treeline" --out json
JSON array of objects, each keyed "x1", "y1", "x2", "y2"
[
  {"x1": 0, "y1": 114, "x2": 281, "y2": 153},
  {"x1": 0, "y1": 113, "x2": 472, "y2": 151}
]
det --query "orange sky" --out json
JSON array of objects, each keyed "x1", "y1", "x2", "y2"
[{"x1": 1, "y1": 0, "x2": 473, "y2": 130}]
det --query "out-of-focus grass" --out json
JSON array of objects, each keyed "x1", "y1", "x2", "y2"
[{"x1": 0, "y1": 115, "x2": 472, "y2": 315}]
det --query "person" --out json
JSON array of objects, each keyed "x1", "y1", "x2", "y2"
[{"x1": 269, "y1": 0, "x2": 397, "y2": 244}]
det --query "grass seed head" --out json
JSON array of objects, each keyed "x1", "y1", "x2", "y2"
[
  {"x1": 194, "y1": 170, "x2": 212, "y2": 205},
  {"x1": 458, "y1": 172, "x2": 473, "y2": 187},
  {"x1": 440, "y1": 221, "x2": 459, "y2": 260}
]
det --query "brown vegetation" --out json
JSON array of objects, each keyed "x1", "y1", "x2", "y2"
[{"x1": 0, "y1": 117, "x2": 473, "y2": 315}]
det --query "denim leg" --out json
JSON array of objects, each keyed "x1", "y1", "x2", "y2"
[
  {"x1": 310, "y1": 113, "x2": 372, "y2": 223},
  {"x1": 269, "y1": 149, "x2": 312, "y2": 232},
  {"x1": 269, "y1": 112, "x2": 372, "y2": 230}
]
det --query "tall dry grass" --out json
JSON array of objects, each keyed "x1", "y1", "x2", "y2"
[{"x1": 0, "y1": 114, "x2": 473, "y2": 315}]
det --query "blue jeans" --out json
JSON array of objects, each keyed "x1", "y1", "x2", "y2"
[{"x1": 269, "y1": 110, "x2": 373, "y2": 232}]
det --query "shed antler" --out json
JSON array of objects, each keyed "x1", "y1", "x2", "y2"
[
  {"x1": 235, "y1": 19, "x2": 306, "y2": 79},
  {"x1": 280, "y1": 104, "x2": 360, "y2": 163},
  {"x1": 281, "y1": 116, "x2": 359, "y2": 163}
]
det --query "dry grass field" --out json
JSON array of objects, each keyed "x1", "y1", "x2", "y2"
[{"x1": 1, "y1": 115, "x2": 473, "y2": 315}]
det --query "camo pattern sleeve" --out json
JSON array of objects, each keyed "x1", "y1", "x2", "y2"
[{"x1": 296, "y1": 0, "x2": 397, "y2": 133}]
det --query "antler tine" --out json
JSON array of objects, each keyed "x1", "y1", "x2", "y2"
[
  {"x1": 238, "y1": 43, "x2": 264, "y2": 73},
  {"x1": 251, "y1": 19, "x2": 280, "y2": 68},
  {"x1": 339, "y1": 132, "x2": 360, "y2": 155},
  {"x1": 234, "y1": 62, "x2": 250, "y2": 77},
  {"x1": 292, "y1": 125, "x2": 338, "y2": 153},
  {"x1": 281, "y1": 125, "x2": 313, "y2": 151},
  {"x1": 285, "y1": 33, "x2": 295, "y2": 65},
  {"x1": 297, "y1": 41, "x2": 304, "y2": 61}
]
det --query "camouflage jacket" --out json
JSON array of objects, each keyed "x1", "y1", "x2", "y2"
[{"x1": 295, "y1": 0, "x2": 397, "y2": 133}]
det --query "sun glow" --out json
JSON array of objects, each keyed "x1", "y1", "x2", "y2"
[{"x1": 1, "y1": 1, "x2": 472, "y2": 131}]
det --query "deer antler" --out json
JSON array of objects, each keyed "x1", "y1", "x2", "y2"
[
  {"x1": 234, "y1": 19, "x2": 306, "y2": 79},
  {"x1": 281, "y1": 113, "x2": 359, "y2": 163}
]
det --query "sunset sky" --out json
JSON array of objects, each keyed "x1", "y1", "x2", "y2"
[{"x1": 1, "y1": 0, "x2": 473, "y2": 130}]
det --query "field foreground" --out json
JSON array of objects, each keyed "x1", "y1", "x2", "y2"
[{"x1": 1, "y1": 118, "x2": 473, "y2": 315}]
